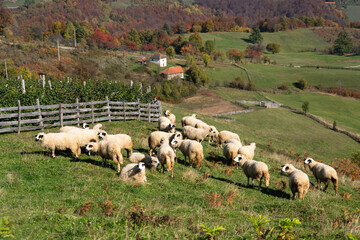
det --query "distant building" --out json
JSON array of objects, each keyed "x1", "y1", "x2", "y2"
[
  {"x1": 138, "y1": 57, "x2": 147, "y2": 65},
  {"x1": 325, "y1": 1, "x2": 336, "y2": 4},
  {"x1": 161, "y1": 66, "x2": 184, "y2": 80},
  {"x1": 150, "y1": 53, "x2": 167, "y2": 67}
]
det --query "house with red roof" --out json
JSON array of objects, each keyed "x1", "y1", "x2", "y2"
[
  {"x1": 161, "y1": 66, "x2": 184, "y2": 80},
  {"x1": 138, "y1": 57, "x2": 147, "y2": 65}
]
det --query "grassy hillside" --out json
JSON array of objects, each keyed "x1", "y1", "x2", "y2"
[
  {"x1": 265, "y1": 92, "x2": 360, "y2": 135},
  {"x1": 1, "y1": 99, "x2": 359, "y2": 239},
  {"x1": 345, "y1": 5, "x2": 360, "y2": 22}
]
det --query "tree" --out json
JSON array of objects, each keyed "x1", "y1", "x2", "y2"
[
  {"x1": 333, "y1": 31, "x2": 353, "y2": 55},
  {"x1": 302, "y1": 101, "x2": 309, "y2": 113},
  {"x1": 185, "y1": 54, "x2": 194, "y2": 67},
  {"x1": 189, "y1": 32, "x2": 203, "y2": 51},
  {"x1": 165, "y1": 46, "x2": 175, "y2": 58},
  {"x1": 128, "y1": 28, "x2": 141, "y2": 46},
  {"x1": 266, "y1": 43, "x2": 281, "y2": 54},
  {"x1": 202, "y1": 54, "x2": 210, "y2": 67},
  {"x1": 162, "y1": 23, "x2": 172, "y2": 36},
  {"x1": 187, "y1": 64, "x2": 208, "y2": 85},
  {"x1": 296, "y1": 78, "x2": 307, "y2": 90},
  {"x1": 227, "y1": 49, "x2": 244, "y2": 63},
  {"x1": 249, "y1": 27, "x2": 263, "y2": 43},
  {"x1": 0, "y1": 3, "x2": 13, "y2": 34},
  {"x1": 24, "y1": 0, "x2": 35, "y2": 8},
  {"x1": 204, "y1": 40, "x2": 215, "y2": 55},
  {"x1": 63, "y1": 21, "x2": 75, "y2": 40}
]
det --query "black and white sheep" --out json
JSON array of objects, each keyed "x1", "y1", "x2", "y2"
[
  {"x1": 119, "y1": 162, "x2": 147, "y2": 183},
  {"x1": 164, "y1": 110, "x2": 176, "y2": 125},
  {"x1": 98, "y1": 132, "x2": 133, "y2": 158},
  {"x1": 182, "y1": 126, "x2": 214, "y2": 142},
  {"x1": 158, "y1": 116, "x2": 176, "y2": 133},
  {"x1": 148, "y1": 131, "x2": 182, "y2": 156},
  {"x1": 304, "y1": 158, "x2": 338, "y2": 195},
  {"x1": 281, "y1": 164, "x2": 309, "y2": 200},
  {"x1": 171, "y1": 139, "x2": 203, "y2": 167},
  {"x1": 157, "y1": 138, "x2": 176, "y2": 178},
  {"x1": 129, "y1": 152, "x2": 160, "y2": 170}
]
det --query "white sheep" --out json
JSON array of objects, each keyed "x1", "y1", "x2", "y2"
[
  {"x1": 85, "y1": 141, "x2": 123, "y2": 173},
  {"x1": 157, "y1": 138, "x2": 176, "y2": 178},
  {"x1": 98, "y1": 132, "x2": 133, "y2": 158},
  {"x1": 164, "y1": 110, "x2": 176, "y2": 125},
  {"x1": 218, "y1": 130, "x2": 240, "y2": 147},
  {"x1": 181, "y1": 114, "x2": 198, "y2": 127},
  {"x1": 148, "y1": 131, "x2": 182, "y2": 156},
  {"x1": 119, "y1": 162, "x2": 147, "y2": 183},
  {"x1": 171, "y1": 139, "x2": 203, "y2": 167},
  {"x1": 234, "y1": 154, "x2": 270, "y2": 190},
  {"x1": 225, "y1": 139, "x2": 243, "y2": 148},
  {"x1": 281, "y1": 164, "x2": 309, "y2": 200},
  {"x1": 223, "y1": 142, "x2": 240, "y2": 164},
  {"x1": 182, "y1": 126, "x2": 214, "y2": 142},
  {"x1": 35, "y1": 132, "x2": 81, "y2": 158},
  {"x1": 208, "y1": 125, "x2": 219, "y2": 143},
  {"x1": 129, "y1": 152, "x2": 160, "y2": 170},
  {"x1": 158, "y1": 116, "x2": 175, "y2": 133},
  {"x1": 66, "y1": 126, "x2": 104, "y2": 147},
  {"x1": 304, "y1": 158, "x2": 338, "y2": 195},
  {"x1": 59, "y1": 122, "x2": 89, "y2": 132},
  {"x1": 238, "y1": 143, "x2": 256, "y2": 160}
]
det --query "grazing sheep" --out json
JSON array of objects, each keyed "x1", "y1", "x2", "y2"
[
  {"x1": 181, "y1": 114, "x2": 198, "y2": 127},
  {"x1": 281, "y1": 164, "x2": 309, "y2": 200},
  {"x1": 59, "y1": 123, "x2": 89, "y2": 132},
  {"x1": 98, "y1": 132, "x2": 133, "y2": 158},
  {"x1": 119, "y1": 162, "x2": 147, "y2": 183},
  {"x1": 208, "y1": 125, "x2": 219, "y2": 143},
  {"x1": 148, "y1": 131, "x2": 182, "y2": 156},
  {"x1": 225, "y1": 139, "x2": 243, "y2": 148},
  {"x1": 238, "y1": 143, "x2": 256, "y2": 160},
  {"x1": 157, "y1": 138, "x2": 176, "y2": 178},
  {"x1": 158, "y1": 116, "x2": 175, "y2": 133},
  {"x1": 194, "y1": 120, "x2": 209, "y2": 130},
  {"x1": 66, "y1": 126, "x2": 104, "y2": 147},
  {"x1": 182, "y1": 126, "x2": 214, "y2": 142},
  {"x1": 164, "y1": 110, "x2": 176, "y2": 125},
  {"x1": 234, "y1": 154, "x2": 270, "y2": 190},
  {"x1": 223, "y1": 142, "x2": 240, "y2": 164},
  {"x1": 304, "y1": 158, "x2": 338, "y2": 195},
  {"x1": 171, "y1": 139, "x2": 203, "y2": 167},
  {"x1": 129, "y1": 152, "x2": 160, "y2": 170},
  {"x1": 85, "y1": 141, "x2": 123, "y2": 173},
  {"x1": 218, "y1": 131, "x2": 240, "y2": 147},
  {"x1": 35, "y1": 132, "x2": 81, "y2": 159}
]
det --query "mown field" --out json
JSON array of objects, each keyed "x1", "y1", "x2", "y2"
[{"x1": 1, "y1": 100, "x2": 359, "y2": 239}]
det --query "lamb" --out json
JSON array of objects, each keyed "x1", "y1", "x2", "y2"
[
  {"x1": 119, "y1": 162, "x2": 147, "y2": 183},
  {"x1": 148, "y1": 131, "x2": 182, "y2": 156},
  {"x1": 129, "y1": 152, "x2": 160, "y2": 170},
  {"x1": 35, "y1": 132, "x2": 81, "y2": 159},
  {"x1": 157, "y1": 138, "x2": 176, "y2": 178},
  {"x1": 182, "y1": 126, "x2": 214, "y2": 142},
  {"x1": 304, "y1": 158, "x2": 338, "y2": 195},
  {"x1": 218, "y1": 130, "x2": 241, "y2": 147},
  {"x1": 238, "y1": 143, "x2": 256, "y2": 160},
  {"x1": 234, "y1": 154, "x2": 270, "y2": 190},
  {"x1": 85, "y1": 141, "x2": 123, "y2": 173},
  {"x1": 281, "y1": 164, "x2": 309, "y2": 200},
  {"x1": 98, "y1": 132, "x2": 133, "y2": 158},
  {"x1": 164, "y1": 110, "x2": 176, "y2": 125},
  {"x1": 171, "y1": 139, "x2": 203, "y2": 167},
  {"x1": 158, "y1": 116, "x2": 175, "y2": 133},
  {"x1": 59, "y1": 122, "x2": 89, "y2": 132},
  {"x1": 223, "y1": 142, "x2": 240, "y2": 164},
  {"x1": 181, "y1": 114, "x2": 198, "y2": 127}
]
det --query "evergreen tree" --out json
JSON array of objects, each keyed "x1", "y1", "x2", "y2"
[
  {"x1": 249, "y1": 27, "x2": 263, "y2": 43},
  {"x1": 333, "y1": 31, "x2": 353, "y2": 55},
  {"x1": 162, "y1": 23, "x2": 172, "y2": 36}
]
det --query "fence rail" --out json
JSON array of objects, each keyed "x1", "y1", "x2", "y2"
[{"x1": 0, "y1": 96, "x2": 161, "y2": 134}]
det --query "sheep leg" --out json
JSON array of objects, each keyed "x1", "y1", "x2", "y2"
[
  {"x1": 246, "y1": 177, "x2": 250, "y2": 187},
  {"x1": 332, "y1": 178, "x2": 338, "y2": 195},
  {"x1": 316, "y1": 179, "x2": 321, "y2": 190},
  {"x1": 298, "y1": 187, "x2": 304, "y2": 200},
  {"x1": 171, "y1": 169, "x2": 173, "y2": 178},
  {"x1": 51, "y1": 149, "x2": 56, "y2": 158},
  {"x1": 323, "y1": 180, "x2": 330, "y2": 192},
  {"x1": 258, "y1": 177, "x2": 262, "y2": 190}
]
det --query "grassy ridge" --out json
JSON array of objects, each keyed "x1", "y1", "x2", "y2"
[{"x1": 1, "y1": 100, "x2": 359, "y2": 238}]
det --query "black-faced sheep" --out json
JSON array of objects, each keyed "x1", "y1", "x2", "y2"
[
  {"x1": 157, "y1": 138, "x2": 176, "y2": 178},
  {"x1": 164, "y1": 110, "x2": 176, "y2": 125},
  {"x1": 148, "y1": 131, "x2": 182, "y2": 156},
  {"x1": 304, "y1": 158, "x2": 338, "y2": 195},
  {"x1": 182, "y1": 126, "x2": 214, "y2": 142},
  {"x1": 119, "y1": 162, "x2": 147, "y2": 183},
  {"x1": 158, "y1": 116, "x2": 175, "y2": 133},
  {"x1": 171, "y1": 139, "x2": 203, "y2": 167},
  {"x1": 59, "y1": 122, "x2": 89, "y2": 132},
  {"x1": 129, "y1": 152, "x2": 160, "y2": 170},
  {"x1": 238, "y1": 143, "x2": 256, "y2": 160},
  {"x1": 234, "y1": 154, "x2": 270, "y2": 190},
  {"x1": 218, "y1": 131, "x2": 241, "y2": 147},
  {"x1": 35, "y1": 132, "x2": 81, "y2": 158},
  {"x1": 281, "y1": 164, "x2": 309, "y2": 200},
  {"x1": 98, "y1": 132, "x2": 133, "y2": 158},
  {"x1": 85, "y1": 141, "x2": 123, "y2": 173}
]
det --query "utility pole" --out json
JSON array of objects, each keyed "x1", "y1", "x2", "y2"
[
  {"x1": 74, "y1": 28, "x2": 77, "y2": 47},
  {"x1": 4, "y1": 60, "x2": 8, "y2": 80},
  {"x1": 57, "y1": 39, "x2": 61, "y2": 62}
]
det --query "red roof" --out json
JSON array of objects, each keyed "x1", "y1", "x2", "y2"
[
  {"x1": 138, "y1": 57, "x2": 147, "y2": 62},
  {"x1": 161, "y1": 66, "x2": 184, "y2": 75}
]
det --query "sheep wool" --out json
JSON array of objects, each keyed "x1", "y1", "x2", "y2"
[
  {"x1": 98, "y1": 132, "x2": 133, "y2": 158},
  {"x1": 158, "y1": 116, "x2": 175, "y2": 133},
  {"x1": 223, "y1": 142, "x2": 240, "y2": 164},
  {"x1": 218, "y1": 131, "x2": 241, "y2": 147},
  {"x1": 171, "y1": 139, "x2": 203, "y2": 167},
  {"x1": 181, "y1": 114, "x2": 198, "y2": 127},
  {"x1": 182, "y1": 126, "x2": 214, "y2": 142},
  {"x1": 59, "y1": 122, "x2": 89, "y2": 132},
  {"x1": 148, "y1": 131, "x2": 182, "y2": 156},
  {"x1": 164, "y1": 110, "x2": 176, "y2": 125},
  {"x1": 281, "y1": 164, "x2": 309, "y2": 200},
  {"x1": 157, "y1": 138, "x2": 176, "y2": 178},
  {"x1": 304, "y1": 158, "x2": 338, "y2": 195},
  {"x1": 119, "y1": 162, "x2": 147, "y2": 183},
  {"x1": 238, "y1": 143, "x2": 256, "y2": 160},
  {"x1": 129, "y1": 152, "x2": 160, "y2": 170}
]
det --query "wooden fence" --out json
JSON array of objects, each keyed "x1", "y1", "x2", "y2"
[{"x1": 0, "y1": 97, "x2": 161, "y2": 134}]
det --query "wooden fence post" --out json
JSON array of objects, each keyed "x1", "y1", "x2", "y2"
[
  {"x1": 76, "y1": 98, "x2": 80, "y2": 126},
  {"x1": 137, "y1": 99, "x2": 141, "y2": 120},
  {"x1": 147, "y1": 103, "x2": 151, "y2": 122},
  {"x1": 37, "y1": 98, "x2": 44, "y2": 130},
  {"x1": 158, "y1": 101, "x2": 162, "y2": 119},
  {"x1": 59, "y1": 103, "x2": 63, "y2": 128},
  {"x1": 106, "y1": 96, "x2": 111, "y2": 122},
  {"x1": 91, "y1": 101, "x2": 94, "y2": 124},
  {"x1": 123, "y1": 100, "x2": 126, "y2": 121},
  {"x1": 17, "y1": 100, "x2": 21, "y2": 134}
]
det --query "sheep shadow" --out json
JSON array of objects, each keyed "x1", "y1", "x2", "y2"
[
  {"x1": 21, "y1": 150, "x2": 74, "y2": 158},
  {"x1": 206, "y1": 155, "x2": 232, "y2": 166},
  {"x1": 70, "y1": 158, "x2": 117, "y2": 172}
]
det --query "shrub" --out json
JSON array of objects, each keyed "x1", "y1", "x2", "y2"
[
  {"x1": 296, "y1": 78, "x2": 307, "y2": 90},
  {"x1": 229, "y1": 76, "x2": 247, "y2": 89},
  {"x1": 266, "y1": 43, "x2": 281, "y2": 54},
  {"x1": 351, "y1": 150, "x2": 360, "y2": 167},
  {"x1": 247, "y1": 79, "x2": 257, "y2": 91},
  {"x1": 278, "y1": 84, "x2": 288, "y2": 90},
  {"x1": 302, "y1": 101, "x2": 309, "y2": 113}
]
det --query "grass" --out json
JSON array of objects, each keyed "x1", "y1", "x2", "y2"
[
  {"x1": 213, "y1": 87, "x2": 268, "y2": 102},
  {"x1": 264, "y1": 92, "x2": 360, "y2": 135},
  {"x1": 1, "y1": 101, "x2": 359, "y2": 239},
  {"x1": 344, "y1": 5, "x2": 360, "y2": 22}
]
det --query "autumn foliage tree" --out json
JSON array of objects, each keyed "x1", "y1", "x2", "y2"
[
  {"x1": 90, "y1": 29, "x2": 120, "y2": 49},
  {"x1": 227, "y1": 49, "x2": 244, "y2": 63}
]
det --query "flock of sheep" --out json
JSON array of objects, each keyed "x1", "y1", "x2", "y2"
[{"x1": 34, "y1": 110, "x2": 339, "y2": 200}]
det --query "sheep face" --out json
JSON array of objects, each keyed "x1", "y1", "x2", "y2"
[
  {"x1": 304, "y1": 158, "x2": 313, "y2": 165},
  {"x1": 85, "y1": 144, "x2": 94, "y2": 152},
  {"x1": 233, "y1": 154, "x2": 244, "y2": 163},
  {"x1": 170, "y1": 139, "x2": 179, "y2": 149},
  {"x1": 35, "y1": 133, "x2": 45, "y2": 141},
  {"x1": 151, "y1": 157, "x2": 160, "y2": 168},
  {"x1": 165, "y1": 110, "x2": 171, "y2": 116},
  {"x1": 82, "y1": 123, "x2": 90, "y2": 129},
  {"x1": 98, "y1": 132, "x2": 107, "y2": 139},
  {"x1": 137, "y1": 162, "x2": 145, "y2": 171},
  {"x1": 281, "y1": 164, "x2": 294, "y2": 174}
]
